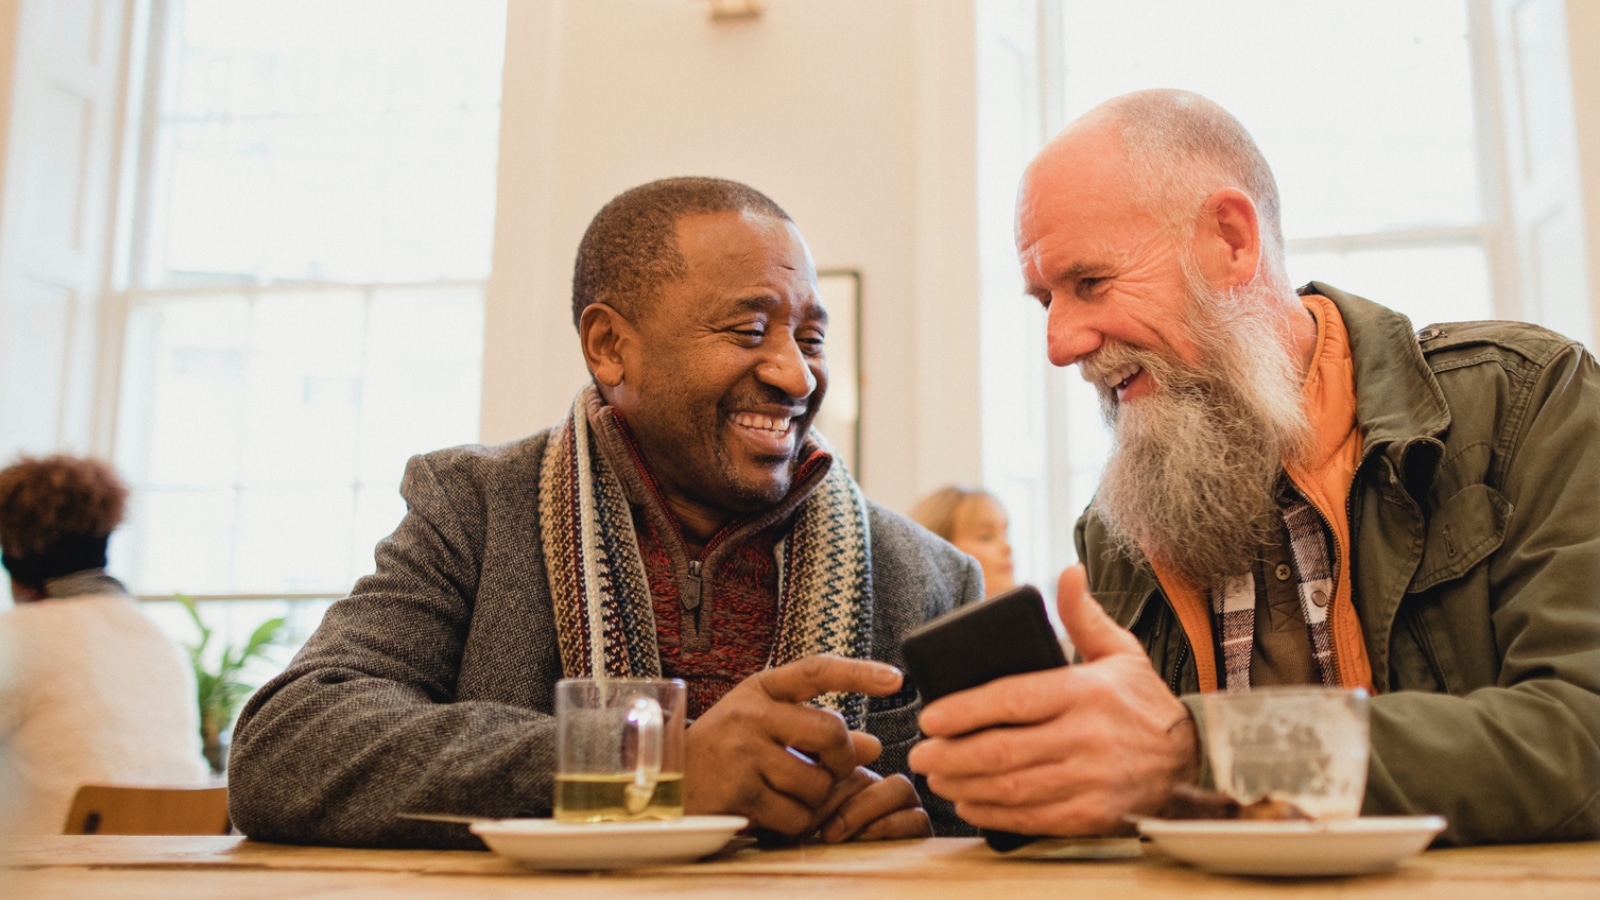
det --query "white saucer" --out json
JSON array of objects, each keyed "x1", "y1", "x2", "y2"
[
  {"x1": 470, "y1": 816, "x2": 749, "y2": 870},
  {"x1": 1136, "y1": 815, "x2": 1447, "y2": 877}
]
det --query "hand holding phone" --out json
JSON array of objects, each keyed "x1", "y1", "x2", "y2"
[{"x1": 900, "y1": 585, "x2": 1067, "y2": 850}]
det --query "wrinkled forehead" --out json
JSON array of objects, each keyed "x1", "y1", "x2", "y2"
[{"x1": 1015, "y1": 129, "x2": 1144, "y2": 242}]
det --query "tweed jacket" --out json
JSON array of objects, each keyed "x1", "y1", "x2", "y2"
[
  {"x1": 228, "y1": 429, "x2": 982, "y2": 848},
  {"x1": 1076, "y1": 283, "x2": 1600, "y2": 845}
]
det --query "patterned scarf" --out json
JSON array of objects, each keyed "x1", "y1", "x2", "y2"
[
  {"x1": 538, "y1": 388, "x2": 876, "y2": 727},
  {"x1": 1211, "y1": 483, "x2": 1341, "y2": 693}
]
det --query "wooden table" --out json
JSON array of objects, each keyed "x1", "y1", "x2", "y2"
[{"x1": 4, "y1": 835, "x2": 1598, "y2": 899}]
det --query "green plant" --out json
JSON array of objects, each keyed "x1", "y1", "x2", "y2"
[{"x1": 178, "y1": 596, "x2": 286, "y2": 774}]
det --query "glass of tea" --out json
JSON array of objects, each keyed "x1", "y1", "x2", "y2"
[{"x1": 553, "y1": 678, "x2": 687, "y2": 823}]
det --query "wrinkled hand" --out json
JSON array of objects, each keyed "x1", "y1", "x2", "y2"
[
  {"x1": 684, "y1": 655, "x2": 913, "y2": 837},
  {"x1": 907, "y1": 565, "x2": 1198, "y2": 836}
]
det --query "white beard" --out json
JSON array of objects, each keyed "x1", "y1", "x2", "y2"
[{"x1": 1084, "y1": 272, "x2": 1313, "y2": 588}]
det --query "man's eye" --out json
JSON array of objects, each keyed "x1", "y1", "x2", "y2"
[{"x1": 1077, "y1": 277, "x2": 1103, "y2": 296}]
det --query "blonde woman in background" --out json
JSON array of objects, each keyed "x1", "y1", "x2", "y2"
[{"x1": 910, "y1": 486, "x2": 1015, "y2": 598}]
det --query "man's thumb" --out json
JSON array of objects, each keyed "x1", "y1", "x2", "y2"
[{"x1": 1057, "y1": 564, "x2": 1143, "y2": 662}]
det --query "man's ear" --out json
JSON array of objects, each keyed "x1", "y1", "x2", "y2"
[
  {"x1": 578, "y1": 303, "x2": 636, "y2": 391},
  {"x1": 1192, "y1": 187, "x2": 1262, "y2": 289}
]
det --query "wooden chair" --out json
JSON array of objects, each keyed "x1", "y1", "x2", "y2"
[{"x1": 62, "y1": 784, "x2": 232, "y2": 835}]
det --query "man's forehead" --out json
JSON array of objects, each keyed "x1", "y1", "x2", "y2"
[
  {"x1": 674, "y1": 210, "x2": 807, "y2": 259},
  {"x1": 663, "y1": 212, "x2": 822, "y2": 313},
  {"x1": 1017, "y1": 142, "x2": 1159, "y2": 267}
]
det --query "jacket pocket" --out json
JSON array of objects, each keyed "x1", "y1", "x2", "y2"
[
  {"x1": 864, "y1": 700, "x2": 921, "y2": 750},
  {"x1": 1408, "y1": 483, "x2": 1511, "y2": 592}
]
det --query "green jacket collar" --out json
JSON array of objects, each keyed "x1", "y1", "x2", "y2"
[{"x1": 1300, "y1": 282, "x2": 1452, "y2": 490}]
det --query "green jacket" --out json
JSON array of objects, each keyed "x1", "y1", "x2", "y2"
[{"x1": 1075, "y1": 283, "x2": 1600, "y2": 845}]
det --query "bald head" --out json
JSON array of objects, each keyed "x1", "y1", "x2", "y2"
[
  {"x1": 1016, "y1": 92, "x2": 1316, "y2": 586},
  {"x1": 1023, "y1": 89, "x2": 1286, "y2": 290}
]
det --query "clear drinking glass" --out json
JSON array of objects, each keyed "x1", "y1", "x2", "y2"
[
  {"x1": 1199, "y1": 687, "x2": 1370, "y2": 819},
  {"x1": 553, "y1": 678, "x2": 687, "y2": 823}
]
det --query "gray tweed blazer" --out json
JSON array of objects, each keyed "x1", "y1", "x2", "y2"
[{"x1": 228, "y1": 431, "x2": 982, "y2": 848}]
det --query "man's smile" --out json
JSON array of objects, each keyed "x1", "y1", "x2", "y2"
[
  {"x1": 1100, "y1": 362, "x2": 1146, "y2": 401},
  {"x1": 730, "y1": 410, "x2": 799, "y2": 455}
]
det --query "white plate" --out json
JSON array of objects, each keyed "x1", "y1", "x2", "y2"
[
  {"x1": 470, "y1": 815, "x2": 749, "y2": 870},
  {"x1": 1136, "y1": 815, "x2": 1447, "y2": 877}
]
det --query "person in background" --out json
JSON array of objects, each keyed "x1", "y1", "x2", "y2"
[
  {"x1": 0, "y1": 454, "x2": 209, "y2": 835},
  {"x1": 910, "y1": 486, "x2": 1015, "y2": 598}
]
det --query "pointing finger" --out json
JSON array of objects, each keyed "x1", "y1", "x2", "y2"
[{"x1": 756, "y1": 655, "x2": 903, "y2": 704}]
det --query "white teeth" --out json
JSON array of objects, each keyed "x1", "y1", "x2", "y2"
[
  {"x1": 1102, "y1": 364, "x2": 1140, "y2": 390},
  {"x1": 733, "y1": 413, "x2": 792, "y2": 434}
]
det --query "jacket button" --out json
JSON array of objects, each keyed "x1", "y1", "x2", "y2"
[
  {"x1": 1274, "y1": 564, "x2": 1292, "y2": 582},
  {"x1": 1312, "y1": 589, "x2": 1329, "y2": 608}
]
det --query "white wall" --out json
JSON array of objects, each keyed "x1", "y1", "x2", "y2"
[{"x1": 481, "y1": 0, "x2": 983, "y2": 513}]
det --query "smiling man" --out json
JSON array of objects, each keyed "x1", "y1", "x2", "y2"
[
  {"x1": 229, "y1": 178, "x2": 982, "y2": 848},
  {"x1": 909, "y1": 90, "x2": 1600, "y2": 846}
]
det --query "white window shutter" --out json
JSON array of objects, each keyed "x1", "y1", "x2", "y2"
[{"x1": 0, "y1": 0, "x2": 129, "y2": 458}]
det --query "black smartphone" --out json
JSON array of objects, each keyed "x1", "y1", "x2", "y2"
[{"x1": 900, "y1": 584, "x2": 1068, "y2": 852}]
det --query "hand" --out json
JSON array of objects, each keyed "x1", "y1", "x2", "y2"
[
  {"x1": 816, "y1": 769, "x2": 932, "y2": 842},
  {"x1": 907, "y1": 565, "x2": 1198, "y2": 836},
  {"x1": 805, "y1": 732, "x2": 931, "y2": 842},
  {"x1": 683, "y1": 654, "x2": 904, "y2": 836}
]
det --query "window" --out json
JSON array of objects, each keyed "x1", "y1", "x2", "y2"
[{"x1": 108, "y1": 1, "x2": 506, "y2": 638}]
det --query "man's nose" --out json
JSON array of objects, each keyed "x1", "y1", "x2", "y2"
[
  {"x1": 1045, "y1": 298, "x2": 1104, "y2": 368},
  {"x1": 759, "y1": 333, "x2": 817, "y2": 398}
]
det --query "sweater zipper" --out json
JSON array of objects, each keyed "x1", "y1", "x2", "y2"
[
  {"x1": 684, "y1": 560, "x2": 704, "y2": 611},
  {"x1": 612, "y1": 418, "x2": 731, "y2": 612}
]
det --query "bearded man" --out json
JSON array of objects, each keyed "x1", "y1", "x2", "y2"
[
  {"x1": 229, "y1": 177, "x2": 982, "y2": 848},
  {"x1": 909, "y1": 89, "x2": 1600, "y2": 845}
]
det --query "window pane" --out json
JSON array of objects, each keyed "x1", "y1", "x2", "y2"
[
  {"x1": 358, "y1": 286, "x2": 485, "y2": 483},
  {"x1": 119, "y1": 488, "x2": 238, "y2": 595},
  {"x1": 237, "y1": 291, "x2": 365, "y2": 486},
  {"x1": 234, "y1": 487, "x2": 356, "y2": 593},
  {"x1": 117, "y1": 2, "x2": 499, "y2": 598},
  {"x1": 1059, "y1": 0, "x2": 1480, "y2": 237},
  {"x1": 1288, "y1": 244, "x2": 1494, "y2": 328},
  {"x1": 117, "y1": 287, "x2": 486, "y2": 595},
  {"x1": 148, "y1": 0, "x2": 506, "y2": 285},
  {"x1": 122, "y1": 296, "x2": 250, "y2": 487}
]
